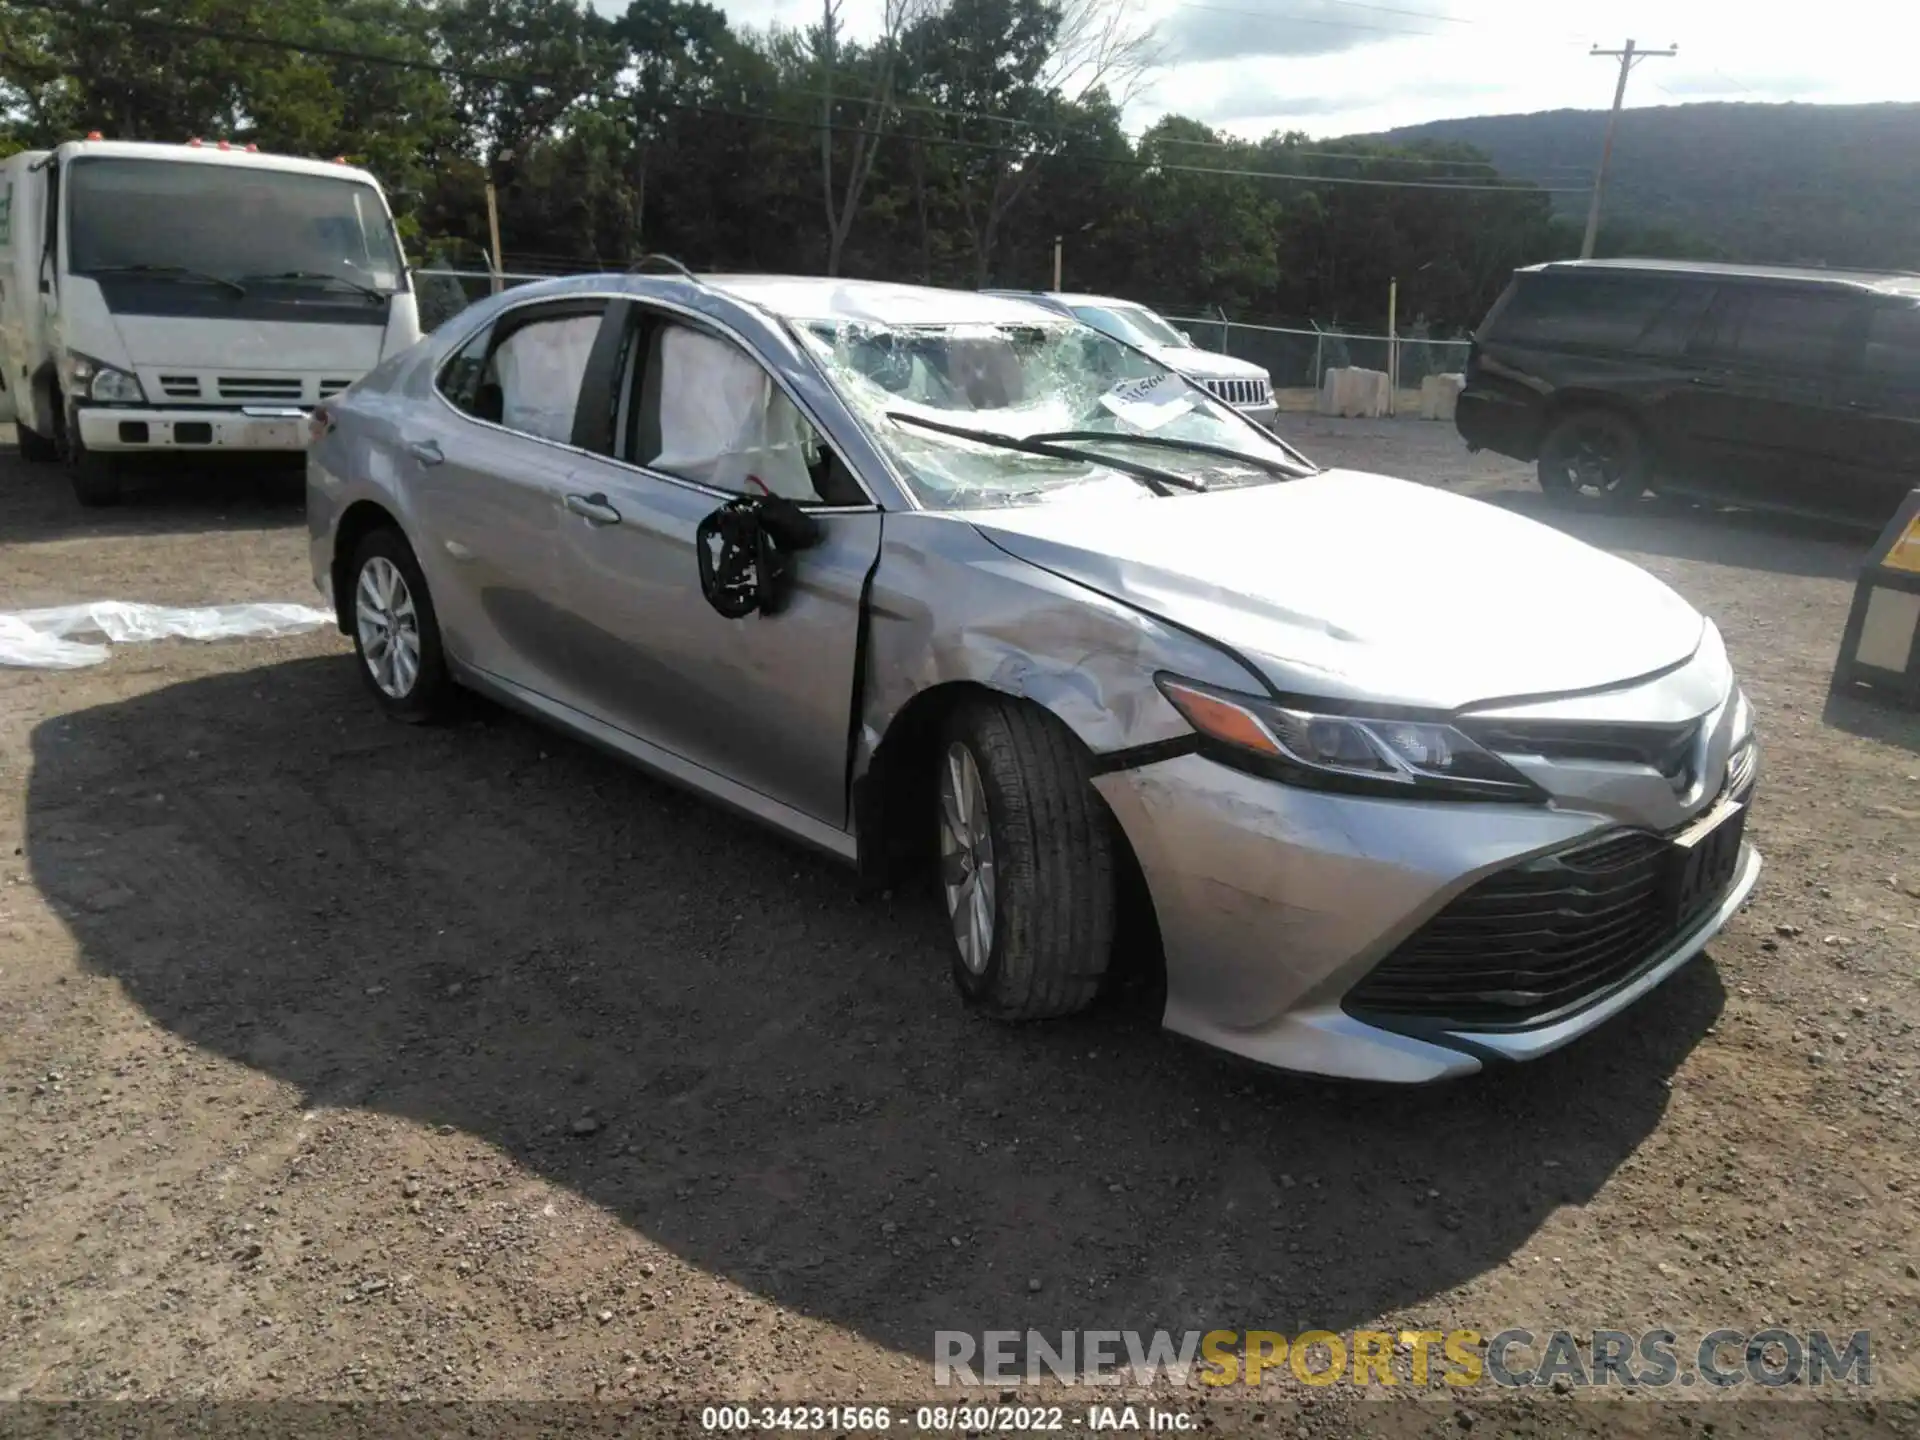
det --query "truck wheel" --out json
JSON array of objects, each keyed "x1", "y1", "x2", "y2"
[
  {"x1": 63, "y1": 412, "x2": 123, "y2": 507},
  {"x1": 17, "y1": 424, "x2": 59, "y2": 463},
  {"x1": 938, "y1": 697, "x2": 1115, "y2": 1020},
  {"x1": 347, "y1": 527, "x2": 456, "y2": 723},
  {"x1": 1537, "y1": 408, "x2": 1647, "y2": 508}
]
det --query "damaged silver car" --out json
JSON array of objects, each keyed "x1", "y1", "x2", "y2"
[{"x1": 307, "y1": 274, "x2": 1761, "y2": 1083}]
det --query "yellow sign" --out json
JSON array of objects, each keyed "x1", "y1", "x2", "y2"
[{"x1": 1888, "y1": 514, "x2": 1920, "y2": 575}]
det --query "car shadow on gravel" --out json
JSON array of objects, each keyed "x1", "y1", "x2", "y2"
[
  {"x1": 26, "y1": 655, "x2": 1727, "y2": 1356},
  {"x1": 1481, "y1": 490, "x2": 1872, "y2": 581},
  {"x1": 0, "y1": 442, "x2": 304, "y2": 543}
]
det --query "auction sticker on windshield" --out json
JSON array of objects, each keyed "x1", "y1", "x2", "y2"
[{"x1": 1099, "y1": 372, "x2": 1195, "y2": 431}]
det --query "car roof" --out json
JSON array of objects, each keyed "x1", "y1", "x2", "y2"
[
  {"x1": 701, "y1": 275, "x2": 1068, "y2": 324},
  {"x1": 1521, "y1": 257, "x2": 1920, "y2": 298}
]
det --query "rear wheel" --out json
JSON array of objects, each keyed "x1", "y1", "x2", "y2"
[
  {"x1": 938, "y1": 697, "x2": 1115, "y2": 1020},
  {"x1": 347, "y1": 527, "x2": 456, "y2": 723},
  {"x1": 1537, "y1": 408, "x2": 1647, "y2": 508}
]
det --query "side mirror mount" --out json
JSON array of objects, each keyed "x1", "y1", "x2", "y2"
[
  {"x1": 695, "y1": 493, "x2": 824, "y2": 619},
  {"x1": 1178, "y1": 329, "x2": 1192, "y2": 345}
]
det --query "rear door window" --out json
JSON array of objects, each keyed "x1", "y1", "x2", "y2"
[
  {"x1": 1490, "y1": 275, "x2": 1708, "y2": 356},
  {"x1": 1863, "y1": 301, "x2": 1920, "y2": 387},
  {"x1": 1697, "y1": 288, "x2": 1857, "y2": 375}
]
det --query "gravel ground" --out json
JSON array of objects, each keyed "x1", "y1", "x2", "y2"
[{"x1": 2, "y1": 419, "x2": 1917, "y2": 1438}]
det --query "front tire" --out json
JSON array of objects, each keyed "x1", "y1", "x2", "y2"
[
  {"x1": 17, "y1": 423, "x2": 59, "y2": 463},
  {"x1": 347, "y1": 528, "x2": 455, "y2": 723},
  {"x1": 1537, "y1": 408, "x2": 1647, "y2": 508},
  {"x1": 938, "y1": 698, "x2": 1115, "y2": 1020},
  {"x1": 63, "y1": 407, "x2": 123, "y2": 507}
]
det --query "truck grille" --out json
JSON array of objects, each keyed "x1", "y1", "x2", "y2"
[
  {"x1": 217, "y1": 376, "x2": 306, "y2": 401},
  {"x1": 1200, "y1": 377, "x2": 1270, "y2": 409},
  {"x1": 158, "y1": 375, "x2": 202, "y2": 400}
]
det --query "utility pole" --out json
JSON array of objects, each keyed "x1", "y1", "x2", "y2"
[{"x1": 1580, "y1": 39, "x2": 1677, "y2": 259}]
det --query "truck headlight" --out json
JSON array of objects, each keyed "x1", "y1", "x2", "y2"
[{"x1": 67, "y1": 354, "x2": 145, "y2": 404}]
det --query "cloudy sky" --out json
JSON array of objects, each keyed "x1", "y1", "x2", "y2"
[{"x1": 613, "y1": 0, "x2": 1920, "y2": 140}]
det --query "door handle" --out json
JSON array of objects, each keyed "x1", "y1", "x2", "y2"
[
  {"x1": 565, "y1": 492, "x2": 622, "y2": 526},
  {"x1": 406, "y1": 438, "x2": 444, "y2": 466},
  {"x1": 1688, "y1": 374, "x2": 1728, "y2": 389}
]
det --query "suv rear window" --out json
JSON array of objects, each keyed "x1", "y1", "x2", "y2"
[{"x1": 1489, "y1": 274, "x2": 1709, "y2": 356}]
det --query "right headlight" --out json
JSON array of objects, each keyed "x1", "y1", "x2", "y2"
[
  {"x1": 66, "y1": 353, "x2": 145, "y2": 404},
  {"x1": 1156, "y1": 674, "x2": 1548, "y2": 803}
]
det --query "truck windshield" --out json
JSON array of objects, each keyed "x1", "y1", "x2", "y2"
[{"x1": 65, "y1": 158, "x2": 404, "y2": 293}]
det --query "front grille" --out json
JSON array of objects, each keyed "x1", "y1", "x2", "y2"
[
  {"x1": 1460, "y1": 717, "x2": 1702, "y2": 792},
  {"x1": 158, "y1": 374, "x2": 201, "y2": 400},
  {"x1": 217, "y1": 376, "x2": 305, "y2": 401},
  {"x1": 1725, "y1": 739, "x2": 1756, "y2": 799},
  {"x1": 1344, "y1": 829, "x2": 1684, "y2": 1027},
  {"x1": 318, "y1": 377, "x2": 353, "y2": 398},
  {"x1": 1202, "y1": 377, "x2": 1269, "y2": 408}
]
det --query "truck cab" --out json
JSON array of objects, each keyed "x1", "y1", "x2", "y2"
[{"x1": 0, "y1": 137, "x2": 422, "y2": 504}]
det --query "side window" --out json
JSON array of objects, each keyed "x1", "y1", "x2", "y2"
[
  {"x1": 1701, "y1": 289, "x2": 1855, "y2": 374},
  {"x1": 1492, "y1": 276, "x2": 1683, "y2": 353},
  {"x1": 489, "y1": 313, "x2": 604, "y2": 443},
  {"x1": 434, "y1": 306, "x2": 605, "y2": 441},
  {"x1": 1863, "y1": 301, "x2": 1920, "y2": 387},
  {"x1": 436, "y1": 324, "x2": 493, "y2": 416},
  {"x1": 625, "y1": 318, "x2": 862, "y2": 505}
]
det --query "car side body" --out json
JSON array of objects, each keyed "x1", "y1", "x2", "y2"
[
  {"x1": 1457, "y1": 257, "x2": 1920, "y2": 524},
  {"x1": 311, "y1": 273, "x2": 1761, "y2": 1084}
]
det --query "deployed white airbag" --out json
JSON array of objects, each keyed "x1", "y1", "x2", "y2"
[
  {"x1": 494, "y1": 314, "x2": 602, "y2": 442},
  {"x1": 651, "y1": 327, "x2": 820, "y2": 500}
]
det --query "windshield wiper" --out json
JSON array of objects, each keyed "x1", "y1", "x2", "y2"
[
  {"x1": 884, "y1": 411, "x2": 1205, "y2": 496},
  {"x1": 241, "y1": 270, "x2": 385, "y2": 301},
  {"x1": 1025, "y1": 429, "x2": 1318, "y2": 479},
  {"x1": 83, "y1": 264, "x2": 246, "y2": 297}
]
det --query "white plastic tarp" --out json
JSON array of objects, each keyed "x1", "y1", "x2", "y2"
[
  {"x1": 0, "y1": 601, "x2": 334, "y2": 670},
  {"x1": 494, "y1": 314, "x2": 602, "y2": 443},
  {"x1": 651, "y1": 327, "x2": 820, "y2": 500}
]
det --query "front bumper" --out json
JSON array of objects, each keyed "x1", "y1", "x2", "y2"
[
  {"x1": 77, "y1": 405, "x2": 310, "y2": 453},
  {"x1": 1235, "y1": 402, "x2": 1280, "y2": 430},
  {"x1": 1094, "y1": 749, "x2": 1761, "y2": 1084}
]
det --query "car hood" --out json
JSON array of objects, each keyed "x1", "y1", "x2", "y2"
[
  {"x1": 1141, "y1": 343, "x2": 1270, "y2": 384},
  {"x1": 967, "y1": 469, "x2": 1707, "y2": 711}
]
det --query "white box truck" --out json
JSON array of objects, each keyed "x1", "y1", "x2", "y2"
[{"x1": 0, "y1": 137, "x2": 422, "y2": 504}]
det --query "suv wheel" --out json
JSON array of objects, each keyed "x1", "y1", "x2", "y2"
[{"x1": 1538, "y1": 408, "x2": 1647, "y2": 508}]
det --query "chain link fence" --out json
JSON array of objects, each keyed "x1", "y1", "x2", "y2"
[{"x1": 1161, "y1": 314, "x2": 1471, "y2": 393}]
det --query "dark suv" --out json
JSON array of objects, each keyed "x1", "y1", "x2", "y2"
[{"x1": 1457, "y1": 259, "x2": 1920, "y2": 523}]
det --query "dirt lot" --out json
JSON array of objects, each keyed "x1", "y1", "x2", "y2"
[{"x1": 2, "y1": 417, "x2": 1918, "y2": 1436}]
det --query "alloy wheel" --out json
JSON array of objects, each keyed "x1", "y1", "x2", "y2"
[{"x1": 938, "y1": 741, "x2": 997, "y2": 975}]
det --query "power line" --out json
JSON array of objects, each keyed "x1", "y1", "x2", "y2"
[{"x1": 11, "y1": 0, "x2": 1587, "y2": 195}]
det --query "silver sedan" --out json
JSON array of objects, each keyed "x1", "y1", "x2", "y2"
[{"x1": 307, "y1": 274, "x2": 1761, "y2": 1083}]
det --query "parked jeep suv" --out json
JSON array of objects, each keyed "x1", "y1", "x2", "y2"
[{"x1": 1457, "y1": 259, "x2": 1920, "y2": 524}]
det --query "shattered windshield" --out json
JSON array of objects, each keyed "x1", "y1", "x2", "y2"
[
  {"x1": 794, "y1": 317, "x2": 1311, "y2": 511},
  {"x1": 1071, "y1": 303, "x2": 1187, "y2": 349}
]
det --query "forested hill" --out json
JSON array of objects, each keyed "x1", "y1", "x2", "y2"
[{"x1": 1370, "y1": 102, "x2": 1920, "y2": 272}]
